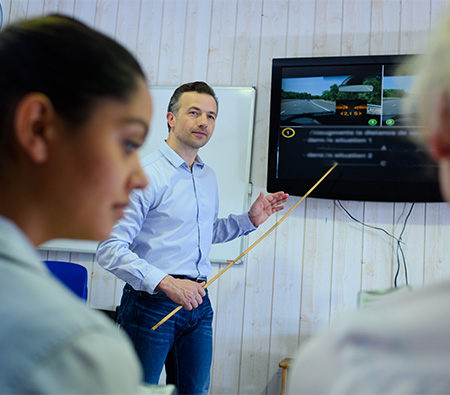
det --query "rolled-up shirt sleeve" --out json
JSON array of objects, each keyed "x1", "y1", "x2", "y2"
[{"x1": 96, "y1": 186, "x2": 167, "y2": 294}]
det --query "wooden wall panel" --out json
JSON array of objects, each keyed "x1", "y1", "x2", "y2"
[
  {"x1": 7, "y1": 0, "x2": 28, "y2": 24},
  {"x1": 240, "y1": 185, "x2": 279, "y2": 395},
  {"x1": 330, "y1": 200, "x2": 364, "y2": 319},
  {"x1": 370, "y1": 0, "x2": 401, "y2": 54},
  {"x1": 1, "y1": 0, "x2": 11, "y2": 26},
  {"x1": 424, "y1": 203, "x2": 450, "y2": 284},
  {"x1": 135, "y1": 0, "x2": 164, "y2": 85},
  {"x1": 313, "y1": 0, "x2": 344, "y2": 56},
  {"x1": 241, "y1": 1, "x2": 291, "y2": 391},
  {"x1": 399, "y1": 0, "x2": 431, "y2": 54},
  {"x1": 232, "y1": 0, "x2": 263, "y2": 86},
  {"x1": 393, "y1": 202, "x2": 426, "y2": 288},
  {"x1": 286, "y1": 0, "x2": 316, "y2": 57},
  {"x1": 7, "y1": 0, "x2": 450, "y2": 393},
  {"x1": 205, "y1": 3, "x2": 240, "y2": 392},
  {"x1": 361, "y1": 202, "x2": 395, "y2": 290},
  {"x1": 26, "y1": 0, "x2": 45, "y2": 18},
  {"x1": 299, "y1": 198, "x2": 335, "y2": 341},
  {"x1": 157, "y1": 0, "x2": 186, "y2": 85},
  {"x1": 341, "y1": 0, "x2": 371, "y2": 56},
  {"x1": 115, "y1": 0, "x2": 141, "y2": 55},
  {"x1": 207, "y1": 0, "x2": 237, "y2": 85},
  {"x1": 267, "y1": 196, "x2": 306, "y2": 394},
  {"x1": 210, "y1": 261, "x2": 246, "y2": 394},
  {"x1": 73, "y1": 0, "x2": 96, "y2": 27},
  {"x1": 42, "y1": 0, "x2": 74, "y2": 15},
  {"x1": 181, "y1": 0, "x2": 212, "y2": 81},
  {"x1": 431, "y1": 0, "x2": 450, "y2": 29},
  {"x1": 251, "y1": 0, "x2": 289, "y2": 189}
]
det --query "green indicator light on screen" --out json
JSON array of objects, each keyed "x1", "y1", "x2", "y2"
[
  {"x1": 386, "y1": 119, "x2": 395, "y2": 126},
  {"x1": 368, "y1": 119, "x2": 377, "y2": 126}
]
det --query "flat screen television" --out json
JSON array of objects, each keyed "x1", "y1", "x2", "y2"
[{"x1": 267, "y1": 55, "x2": 442, "y2": 202}]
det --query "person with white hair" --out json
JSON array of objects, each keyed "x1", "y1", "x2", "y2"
[{"x1": 288, "y1": 13, "x2": 450, "y2": 395}]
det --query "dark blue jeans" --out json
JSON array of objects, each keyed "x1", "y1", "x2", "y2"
[{"x1": 118, "y1": 283, "x2": 213, "y2": 395}]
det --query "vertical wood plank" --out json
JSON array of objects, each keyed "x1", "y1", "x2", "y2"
[
  {"x1": 157, "y1": 0, "x2": 187, "y2": 85},
  {"x1": 42, "y1": 0, "x2": 75, "y2": 16},
  {"x1": 7, "y1": 0, "x2": 28, "y2": 24},
  {"x1": 424, "y1": 203, "x2": 450, "y2": 284},
  {"x1": 266, "y1": 196, "x2": 306, "y2": 395},
  {"x1": 286, "y1": 0, "x2": 316, "y2": 57},
  {"x1": 210, "y1": 202, "x2": 252, "y2": 394},
  {"x1": 251, "y1": 0, "x2": 289, "y2": 190},
  {"x1": 341, "y1": 0, "x2": 372, "y2": 56},
  {"x1": 215, "y1": 2, "x2": 266, "y2": 387},
  {"x1": 1, "y1": 0, "x2": 12, "y2": 26},
  {"x1": 73, "y1": 0, "x2": 96, "y2": 27},
  {"x1": 330, "y1": 200, "x2": 364, "y2": 320},
  {"x1": 207, "y1": 0, "x2": 238, "y2": 85},
  {"x1": 210, "y1": 263, "x2": 246, "y2": 395},
  {"x1": 231, "y1": 0, "x2": 263, "y2": 86},
  {"x1": 299, "y1": 198, "x2": 335, "y2": 343},
  {"x1": 180, "y1": 0, "x2": 212, "y2": 81},
  {"x1": 312, "y1": 0, "x2": 344, "y2": 56},
  {"x1": 370, "y1": 0, "x2": 401, "y2": 54},
  {"x1": 26, "y1": 0, "x2": 45, "y2": 18},
  {"x1": 205, "y1": 262, "x2": 220, "y2": 392},
  {"x1": 115, "y1": 0, "x2": 141, "y2": 55},
  {"x1": 430, "y1": 0, "x2": 450, "y2": 29},
  {"x1": 392, "y1": 202, "x2": 425, "y2": 288},
  {"x1": 239, "y1": 186, "x2": 278, "y2": 395},
  {"x1": 135, "y1": 0, "x2": 164, "y2": 85},
  {"x1": 399, "y1": 0, "x2": 431, "y2": 54},
  {"x1": 94, "y1": 0, "x2": 119, "y2": 39},
  {"x1": 361, "y1": 201, "x2": 395, "y2": 291},
  {"x1": 240, "y1": 0, "x2": 290, "y2": 391}
]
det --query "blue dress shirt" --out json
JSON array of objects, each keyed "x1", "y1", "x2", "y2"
[{"x1": 97, "y1": 142, "x2": 256, "y2": 294}]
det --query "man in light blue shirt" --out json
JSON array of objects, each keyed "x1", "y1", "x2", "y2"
[{"x1": 97, "y1": 81, "x2": 288, "y2": 395}]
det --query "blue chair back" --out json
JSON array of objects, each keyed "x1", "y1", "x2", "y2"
[{"x1": 43, "y1": 260, "x2": 88, "y2": 301}]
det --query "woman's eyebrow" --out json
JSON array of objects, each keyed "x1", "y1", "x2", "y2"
[{"x1": 123, "y1": 117, "x2": 149, "y2": 131}]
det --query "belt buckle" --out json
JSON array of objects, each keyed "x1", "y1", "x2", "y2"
[{"x1": 194, "y1": 277, "x2": 206, "y2": 283}]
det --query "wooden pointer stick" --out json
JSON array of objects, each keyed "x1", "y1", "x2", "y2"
[{"x1": 151, "y1": 162, "x2": 339, "y2": 331}]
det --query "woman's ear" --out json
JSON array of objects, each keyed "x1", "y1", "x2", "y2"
[
  {"x1": 14, "y1": 93, "x2": 55, "y2": 163},
  {"x1": 429, "y1": 91, "x2": 450, "y2": 160}
]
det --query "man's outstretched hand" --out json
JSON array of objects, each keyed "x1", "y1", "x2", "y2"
[{"x1": 248, "y1": 191, "x2": 289, "y2": 227}]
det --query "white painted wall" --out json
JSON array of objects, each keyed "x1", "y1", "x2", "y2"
[{"x1": 4, "y1": 0, "x2": 450, "y2": 393}]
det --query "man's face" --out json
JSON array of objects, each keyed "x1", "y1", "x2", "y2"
[{"x1": 166, "y1": 91, "x2": 217, "y2": 152}]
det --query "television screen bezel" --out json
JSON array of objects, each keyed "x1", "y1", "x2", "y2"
[{"x1": 267, "y1": 54, "x2": 443, "y2": 203}]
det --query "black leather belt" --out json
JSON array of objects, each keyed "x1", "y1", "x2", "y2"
[{"x1": 171, "y1": 274, "x2": 207, "y2": 283}]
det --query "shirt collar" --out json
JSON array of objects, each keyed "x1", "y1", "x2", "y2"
[
  {"x1": 159, "y1": 141, "x2": 205, "y2": 169},
  {"x1": 0, "y1": 215, "x2": 47, "y2": 274}
]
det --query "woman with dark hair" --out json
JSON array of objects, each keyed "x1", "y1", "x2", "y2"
[{"x1": 0, "y1": 15, "x2": 152, "y2": 393}]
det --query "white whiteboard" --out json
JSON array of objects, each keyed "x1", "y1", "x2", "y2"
[{"x1": 39, "y1": 86, "x2": 256, "y2": 264}]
